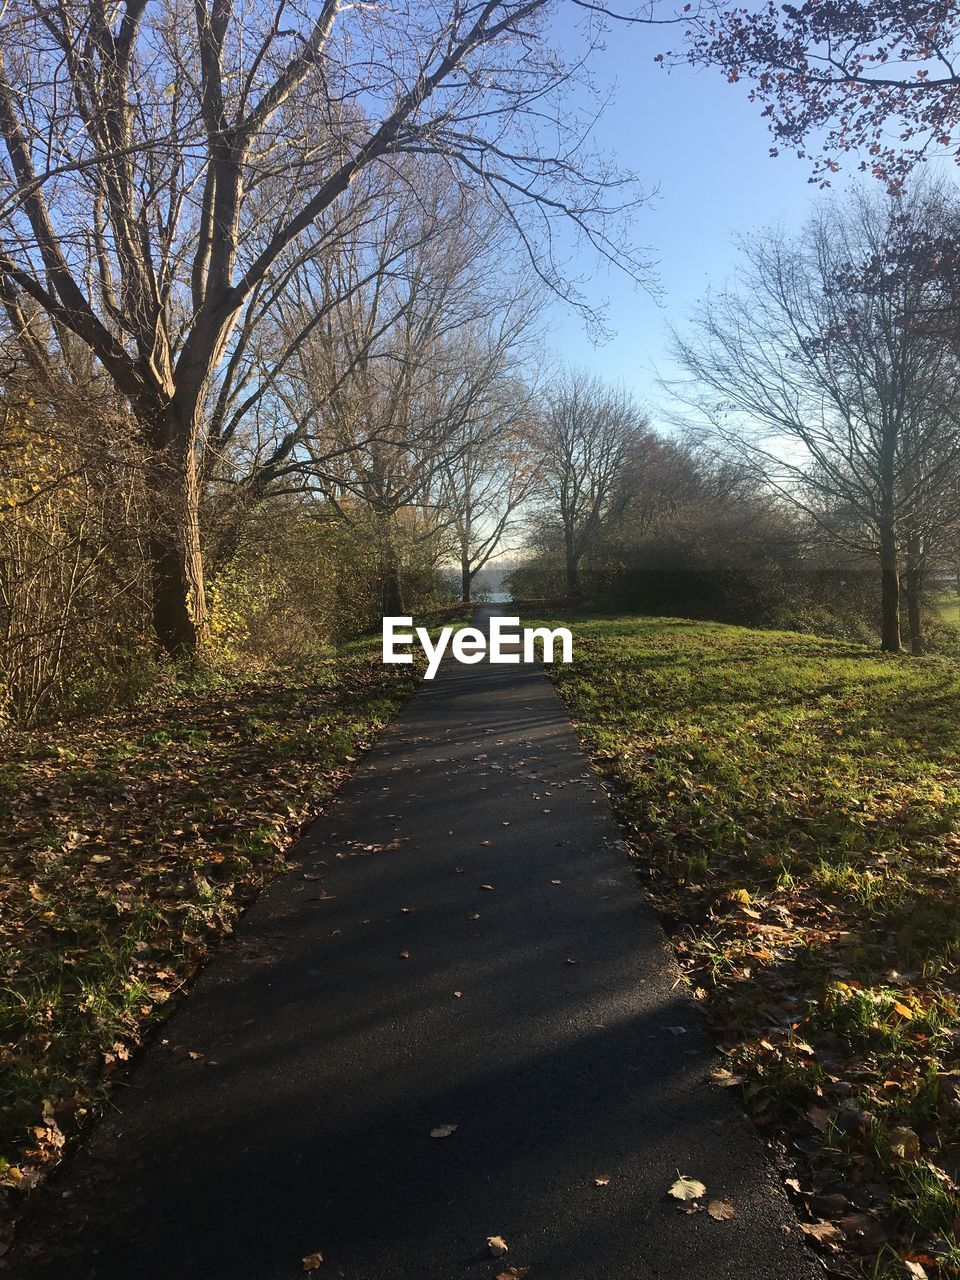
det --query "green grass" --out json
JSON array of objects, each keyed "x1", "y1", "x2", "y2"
[
  {"x1": 540, "y1": 613, "x2": 960, "y2": 1278},
  {"x1": 0, "y1": 639, "x2": 419, "y2": 1221}
]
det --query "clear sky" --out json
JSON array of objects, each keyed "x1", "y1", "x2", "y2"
[{"x1": 543, "y1": 13, "x2": 865, "y2": 426}]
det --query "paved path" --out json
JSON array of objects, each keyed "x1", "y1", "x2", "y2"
[{"x1": 17, "y1": 608, "x2": 818, "y2": 1279}]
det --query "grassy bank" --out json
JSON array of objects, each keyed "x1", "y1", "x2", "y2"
[
  {"x1": 545, "y1": 615, "x2": 960, "y2": 1280},
  {"x1": 0, "y1": 641, "x2": 419, "y2": 1249}
]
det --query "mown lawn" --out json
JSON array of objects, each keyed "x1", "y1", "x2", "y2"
[
  {"x1": 0, "y1": 641, "x2": 419, "y2": 1252},
  {"x1": 545, "y1": 614, "x2": 960, "y2": 1280}
]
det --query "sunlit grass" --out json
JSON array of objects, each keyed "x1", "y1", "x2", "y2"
[{"x1": 538, "y1": 612, "x2": 960, "y2": 1277}]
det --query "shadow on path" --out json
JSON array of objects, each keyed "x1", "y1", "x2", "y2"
[{"x1": 13, "y1": 608, "x2": 819, "y2": 1279}]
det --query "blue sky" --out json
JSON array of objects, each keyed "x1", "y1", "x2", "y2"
[{"x1": 544, "y1": 14, "x2": 863, "y2": 424}]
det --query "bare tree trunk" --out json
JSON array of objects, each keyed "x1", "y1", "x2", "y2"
[
  {"x1": 461, "y1": 556, "x2": 472, "y2": 604},
  {"x1": 379, "y1": 522, "x2": 404, "y2": 616},
  {"x1": 904, "y1": 531, "x2": 924, "y2": 656},
  {"x1": 144, "y1": 404, "x2": 209, "y2": 660},
  {"x1": 878, "y1": 514, "x2": 901, "y2": 653},
  {"x1": 564, "y1": 527, "x2": 579, "y2": 598}
]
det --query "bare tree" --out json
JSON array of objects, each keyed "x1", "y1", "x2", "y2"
[
  {"x1": 534, "y1": 370, "x2": 646, "y2": 596},
  {"x1": 272, "y1": 176, "x2": 532, "y2": 613},
  {"x1": 440, "y1": 374, "x2": 541, "y2": 603},
  {"x1": 0, "y1": 0, "x2": 653, "y2": 659},
  {"x1": 670, "y1": 186, "x2": 960, "y2": 653}
]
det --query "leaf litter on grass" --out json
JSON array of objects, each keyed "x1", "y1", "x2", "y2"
[
  {"x1": 0, "y1": 648, "x2": 419, "y2": 1250},
  {"x1": 543, "y1": 614, "x2": 960, "y2": 1279}
]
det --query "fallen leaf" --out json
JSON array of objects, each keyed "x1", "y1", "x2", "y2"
[
  {"x1": 430, "y1": 1124, "x2": 457, "y2": 1139},
  {"x1": 550, "y1": 879, "x2": 562, "y2": 885},
  {"x1": 480, "y1": 884, "x2": 494, "y2": 891},
  {"x1": 709, "y1": 1068, "x2": 745, "y2": 1087},
  {"x1": 565, "y1": 956, "x2": 578, "y2": 965},
  {"x1": 594, "y1": 1175, "x2": 610, "y2": 1186},
  {"x1": 668, "y1": 1175, "x2": 706, "y2": 1201},
  {"x1": 806, "y1": 1105, "x2": 831, "y2": 1132},
  {"x1": 889, "y1": 1125, "x2": 921, "y2": 1161},
  {"x1": 487, "y1": 1235, "x2": 509, "y2": 1257},
  {"x1": 708, "y1": 1198, "x2": 735, "y2": 1220},
  {"x1": 496, "y1": 1270, "x2": 529, "y2": 1280},
  {"x1": 800, "y1": 1221, "x2": 841, "y2": 1244},
  {"x1": 302, "y1": 1252, "x2": 324, "y2": 1271},
  {"x1": 398, "y1": 950, "x2": 410, "y2": 959},
  {"x1": 453, "y1": 991, "x2": 462, "y2": 998}
]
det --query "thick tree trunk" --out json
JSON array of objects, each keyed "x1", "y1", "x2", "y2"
[
  {"x1": 379, "y1": 523, "x2": 404, "y2": 615},
  {"x1": 904, "y1": 532, "x2": 924, "y2": 657},
  {"x1": 144, "y1": 403, "x2": 210, "y2": 661},
  {"x1": 878, "y1": 516, "x2": 901, "y2": 654},
  {"x1": 461, "y1": 557, "x2": 472, "y2": 604}
]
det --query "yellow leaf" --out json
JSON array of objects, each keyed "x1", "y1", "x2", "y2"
[
  {"x1": 669, "y1": 1174, "x2": 706, "y2": 1201},
  {"x1": 889, "y1": 1125, "x2": 921, "y2": 1161}
]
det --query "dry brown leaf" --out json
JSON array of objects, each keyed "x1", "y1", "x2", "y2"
[
  {"x1": 708, "y1": 1198, "x2": 735, "y2": 1221},
  {"x1": 496, "y1": 1270, "x2": 529, "y2": 1280},
  {"x1": 594, "y1": 1175, "x2": 610, "y2": 1186},
  {"x1": 889, "y1": 1125, "x2": 921, "y2": 1161},
  {"x1": 800, "y1": 1221, "x2": 841, "y2": 1244},
  {"x1": 709, "y1": 1069, "x2": 745, "y2": 1088},
  {"x1": 398, "y1": 950, "x2": 410, "y2": 959},
  {"x1": 430, "y1": 1124, "x2": 457, "y2": 1139},
  {"x1": 480, "y1": 884, "x2": 494, "y2": 891},
  {"x1": 806, "y1": 1105, "x2": 831, "y2": 1132},
  {"x1": 487, "y1": 1235, "x2": 509, "y2": 1257},
  {"x1": 302, "y1": 1252, "x2": 324, "y2": 1271}
]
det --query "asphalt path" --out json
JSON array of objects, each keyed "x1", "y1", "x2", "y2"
[{"x1": 14, "y1": 607, "x2": 820, "y2": 1279}]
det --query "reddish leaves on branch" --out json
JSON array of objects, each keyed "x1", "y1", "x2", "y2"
[{"x1": 669, "y1": 1, "x2": 960, "y2": 187}]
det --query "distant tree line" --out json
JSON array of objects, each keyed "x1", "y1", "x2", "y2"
[{"x1": 515, "y1": 184, "x2": 960, "y2": 653}]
